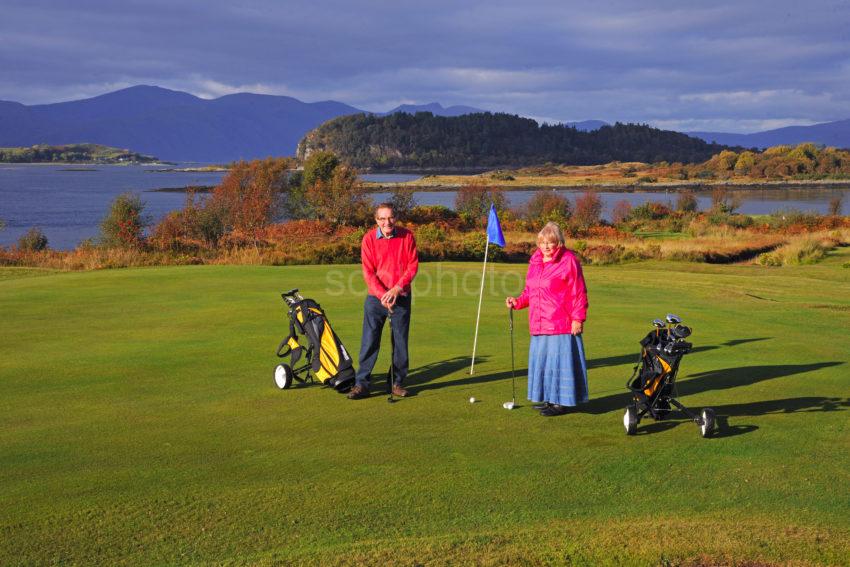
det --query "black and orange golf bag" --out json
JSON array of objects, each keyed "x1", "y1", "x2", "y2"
[{"x1": 623, "y1": 315, "x2": 715, "y2": 437}]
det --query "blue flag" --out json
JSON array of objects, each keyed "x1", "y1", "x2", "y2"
[{"x1": 486, "y1": 203, "x2": 506, "y2": 247}]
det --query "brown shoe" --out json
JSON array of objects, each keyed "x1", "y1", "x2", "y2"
[
  {"x1": 391, "y1": 384, "x2": 409, "y2": 397},
  {"x1": 347, "y1": 384, "x2": 370, "y2": 400}
]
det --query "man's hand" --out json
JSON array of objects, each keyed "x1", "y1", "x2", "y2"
[
  {"x1": 571, "y1": 320, "x2": 584, "y2": 335},
  {"x1": 381, "y1": 286, "x2": 402, "y2": 310},
  {"x1": 505, "y1": 297, "x2": 517, "y2": 309}
]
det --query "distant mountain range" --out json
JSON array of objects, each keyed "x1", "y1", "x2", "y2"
[
  {"x1": 0, "y1": 86, "x2": 489, "y2": 162},
  {"x1": 2, "y1": 85, "x2": 847, "y2": 162},
  {"x1": 688, "y1": 119, "x2": 850, "y2": 149},
  {"x1": 381, "y1": 102, "x2": 485, "y2": 117}
]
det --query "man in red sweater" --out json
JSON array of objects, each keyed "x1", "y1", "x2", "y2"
[{"x1": 347, "y1": 203, "x2": 419, "y2": 399}]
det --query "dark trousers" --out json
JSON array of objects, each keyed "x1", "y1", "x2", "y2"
[{"x1": 355, "y1": 294, "x2": 411, "y2": 388}]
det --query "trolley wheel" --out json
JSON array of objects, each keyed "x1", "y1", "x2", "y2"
[
  {"x1": 623, "y1": 405, "x2": 638, "y2": 436},
  {"x1": 700, "y1": 408, "x2": 715, "y2": 438},
  {"x1": 274, "y1": 364, "x2": 294, "y2": 390}
]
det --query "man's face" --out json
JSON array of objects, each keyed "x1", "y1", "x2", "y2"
[{"x1": 375, "y1": 207, "x2": 396, "y2": 237}]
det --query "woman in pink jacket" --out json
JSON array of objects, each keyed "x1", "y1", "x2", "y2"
[{"x1": 506, "y1": 222, "x2": 589, "y2": 416}]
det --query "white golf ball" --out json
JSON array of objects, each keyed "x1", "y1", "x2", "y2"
[{"x1": 469, "y1": 397, "x2": 476, "y2": 404}]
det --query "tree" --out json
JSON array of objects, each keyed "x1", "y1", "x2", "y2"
[
  {"x1": 454, "y1": 182, "x2": 506, "y2": 225},
  {"x1": 828, "y1": 195, "x2": 844, "y2": 216},
  {"x1": 305, "y1": 165, "x2": 373, "y2": 225},
  {"x1": 573, "y1": 191, "x2": 603, "y2": 228},
  {"x1": 17, "y1": 227, "x2": 49, "y2": 251},
  {"x1": 100, "y1": 192, "x2": 148, "y2": 248},
  {"x1": 301, "y1": 151, "x2": 340, "y2": 189},
  {"x1": 209, "y1": 158, "x2": 290, "y2": 237},
  {"x1": 676, "y1": 191, "x2": 698, "y2": 212},
  {"x1": 611, "y1": 200, "x2": 633, "y2": 224},
  {"x1": 526, "y1": 190, "x2": 572, "y2": 224},
  {"x1": 390, "y1": 187, "x2": 418, "y2": 219},
  {"x1": 710, "y1": 187, "x2": 740, "y2": 214}
]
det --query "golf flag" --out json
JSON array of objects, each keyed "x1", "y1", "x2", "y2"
[
  {"x1": 486, "y1": 204, "x2": 505, "y2": 247},
  {"x1": 471, "y1": 203, "x2": 505, "y2": 374}
]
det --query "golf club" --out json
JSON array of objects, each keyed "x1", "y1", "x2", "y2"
[
  {"x1": 504, "y1": 306, "x2": 516, "y2": 410},
  {"x1": 387, "y1": 308, "x2": 395, "y2": 404}
]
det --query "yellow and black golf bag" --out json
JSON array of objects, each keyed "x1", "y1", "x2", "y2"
[{"x1": 274, "y1": 289, "x2": 356, "y2": 393}]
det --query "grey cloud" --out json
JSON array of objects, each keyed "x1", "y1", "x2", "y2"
[{"x1": 0, "y1": 0, "x2": 848, "y2": 132}]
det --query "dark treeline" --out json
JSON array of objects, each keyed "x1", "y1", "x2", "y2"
[{"x1": 297, "y1": 112, "x2": 736, "y2": 169}]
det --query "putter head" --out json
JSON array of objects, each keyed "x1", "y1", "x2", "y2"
[
  {"x1": 652, "y1": 318, "x2": 665, "y2": 328},
  {"x1": 503, "y1": 401, "x2": 515, "y2": 410},
  {"x1": 666, "y1": 313, "x2": 682, "y2": 325}
]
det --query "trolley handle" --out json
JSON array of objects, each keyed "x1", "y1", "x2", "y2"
[{"x1": 276, "y1": 338, "x2": 292, "y2": 358}]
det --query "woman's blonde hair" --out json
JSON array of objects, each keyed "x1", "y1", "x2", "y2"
[{"x1": 537, "y1": 221, "x2": 565, "y2": 246}]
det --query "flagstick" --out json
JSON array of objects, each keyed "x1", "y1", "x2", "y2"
[{"x1": 470, "y1": 238, "x2": 490, "y2": 374}]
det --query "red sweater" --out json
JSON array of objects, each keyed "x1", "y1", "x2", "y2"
[{"x1": 361, "y1": 227, "x2": 419, "y2": 298}]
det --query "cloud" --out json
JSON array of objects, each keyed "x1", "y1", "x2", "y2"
[{"x1": 1, "y1": 0, "x2": 849, "y2": 132}]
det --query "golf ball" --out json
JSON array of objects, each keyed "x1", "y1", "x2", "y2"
[{"x1": 469, "y1": 397, "x2": 476, "y2": 403}]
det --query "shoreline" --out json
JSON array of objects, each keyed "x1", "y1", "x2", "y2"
[{"x1": 365, "y1": 179, "x2": 850, "y2": 192}]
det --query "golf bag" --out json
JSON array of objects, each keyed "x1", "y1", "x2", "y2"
[
  {"x1": 273, "y1": 289, "x2": 356, "y2": 392},
  {"x1": 623, "y1": 315, "x2": 715, "y2": 437}
]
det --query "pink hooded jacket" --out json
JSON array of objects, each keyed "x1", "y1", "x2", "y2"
[{"x1": 513, "y1": 247, "x2": 588, "y2": 335}]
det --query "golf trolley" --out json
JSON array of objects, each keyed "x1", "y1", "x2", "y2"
[
  {"x1": 623, "y1": 314, "x2": 715, "y2": 438},
  {"x1": 273, "y1": 289, "x2": 356, "y2": 393}
]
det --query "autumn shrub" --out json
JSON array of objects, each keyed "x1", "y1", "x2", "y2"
[
  {"x1": 407, "y1": 205, "x2": 460, "y2": 225},
  {"x1": 582, "y1": 244, "x2": 625, "y2": 265},
  {"x1": 676, "y1": 191, "x2": 698, "y2": 212},
  {"x1": 100, "y1": 192, "x2": 148, "y2": 248},
  {"x1": 490, "y1": 170, "x2": 515, "y2": 181},
  {"x1": 630, "y1": 201, "x2": 672, "y2": 221},
  {"x1": 454, "y1": 183, "x2": 506, "y2": 226},
  {"x1": 573, "y1": 191, "x2": 603, "y2": 229},
  {"x1": 265, "y1": 220, "x2": 335, "y2": 240},
  {"x1": 415, "y1": 223, "x2": 449, "y2": 246},
  {"x1": 525, "y1": 190, "x2": 572, "y2": 225},
  {"x1": 209, "y1": 158, "x2": 290, "y2": 237},
  {"x1": 17, "y1": 227, "x2": 49, "y2": 251},
  {"x1": 389, "y1": 187, "x2": 418, "y2": 219},
  {"x1": 766, "y1": 209, "x2": 822, "y2": 230},
  {"x1": 611, "y1": 200, "x2": 632, "y2": 225},
  {"x1": 757, "y1": 237, "x2": 831, "y2": 266},
  {"x1": 305, "y1": 165, "x2": 373, "y2": 226},
  {"x1": 828, "y1": 196, "x2": 844, "y2": 216}
]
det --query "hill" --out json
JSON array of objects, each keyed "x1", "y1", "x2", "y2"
[
  {"x1": 0, "y1": 85, "x2": 364, "y2": 162},
  {"x1": 0, "y1": 143, "x2": 158, "y2": 164},
  {"x1": 0, "y1": 87, "x2": 501, "y2": 163},
  {"x1": 381, "y1": 102, "x2": 485, "y2": 116},
  {"x1": 689, "y1": 118, "x2": 850, "y2": 149},
  {"x1": 297, "y1": 112, "x2": 733, "y2": 169}
]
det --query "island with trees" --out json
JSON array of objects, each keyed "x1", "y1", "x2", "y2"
[
  {"x1": 297, "y1": 112, "x2": 736, "y2": 170},
  {"x1": 0, "y1": 143, "x2": 160, "y2": 164}
]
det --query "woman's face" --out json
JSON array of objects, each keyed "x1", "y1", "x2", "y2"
[{"x1": 538, "y1": 237, "x2": 560, "y2": 259}]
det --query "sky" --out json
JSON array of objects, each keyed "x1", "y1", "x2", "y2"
[{"x1": 1, "y1": 0, "x2": 849, "y2": 133}]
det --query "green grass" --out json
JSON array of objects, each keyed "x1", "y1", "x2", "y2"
[{"x1": 1, "y1": 258, "x2": 849, "y2": 566}]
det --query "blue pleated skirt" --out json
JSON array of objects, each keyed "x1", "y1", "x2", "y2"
[{"x1": 528, "y1": 334, "x2": 589, "y2": 406}]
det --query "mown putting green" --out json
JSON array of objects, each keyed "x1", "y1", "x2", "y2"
[{"x1": 1, "y1": 253, "x2": 849, "y2": 566}]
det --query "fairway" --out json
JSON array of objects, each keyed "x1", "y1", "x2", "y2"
[{"x1": 2, "y1": 255, "x2": 849, "y2": 566}]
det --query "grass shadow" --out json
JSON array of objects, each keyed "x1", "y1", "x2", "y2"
[
  {"x1": 581, "y1": 361, "x2": 844, "y2": 415},
  {"x1": 629, "y1": 396, "x2": 848, "y2": 437},
  {"x1": 409, "y1": 362, "x2": 529, "y2": 395},
  {"x1": 587, "y1": 337, "x2": 771, "y2": 370}
]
